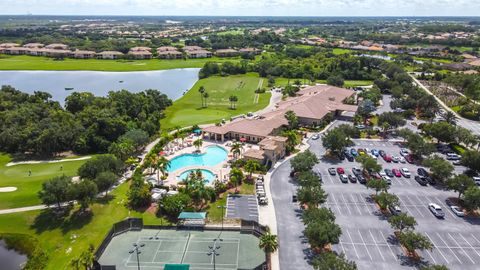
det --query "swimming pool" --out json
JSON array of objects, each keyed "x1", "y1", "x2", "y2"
[
  {"x1": 167, "y1": 145, "x2": 228, "y2": 172},
  {"x1": 178, "y1": 169, "x2": 216, "y2": 183}
]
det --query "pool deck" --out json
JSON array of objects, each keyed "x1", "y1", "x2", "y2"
[{"x1": 163, "y1": 139, "x2": 233, "y2": 185}]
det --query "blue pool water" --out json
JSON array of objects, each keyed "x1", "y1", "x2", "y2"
[
  {"x1": 168, "y1": 145, "x2": 228, "y2": 172},
  {"x1": 179, "y1": 169, "x2": 216, "y2": 183}
]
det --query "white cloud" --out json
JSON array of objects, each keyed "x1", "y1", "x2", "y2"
[{"x1": 0, "y1": 0, "x2": 478, "y2": 16}]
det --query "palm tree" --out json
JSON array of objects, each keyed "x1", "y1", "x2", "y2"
[
  {"x1": 80, "y1": 244, "x2": 95, "y2": 270},
  {"x1": 145, "y1": 153, "x2": 157, "y2": 174},
  {"x1": 69, "y1": 258, "x2": 82, "y2": 270},
  {"x1": 203, "y1": 92, "x2": 209, "y2": 108},
  {"x1": 259, "y1": 230, "x2": 279, "y2": 270},
  {"x1": 198, "y1": 86, "x2": 205, "y2": 107},
  {"x1": 193, "y1": 138, "x2": 203, "y2": 151},
  {"x1": 155, "y1": 156, "x2": 171, "y2": 185},
  {"x1": 245, "y1": 159, "x2": 261, "y2": 180},
  {"x1": 442, "y1": 111, "x2": 458, "y2": 125},
  {"x1": 229, "y1": 167, "x2": 244, "y2": 191},
  {"x1": 229, "y1": 95, "x2": 238, "y2": 109},
  {"x1": 230, "y1": 142, "x2": 242, "y2": 160}
]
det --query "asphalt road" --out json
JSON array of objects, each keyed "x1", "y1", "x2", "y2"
[{"x1": 270, "y1": 160, "x2": 314, "y2": 270}]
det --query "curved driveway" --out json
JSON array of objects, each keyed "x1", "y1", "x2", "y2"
[{"x1": 270, "y1": 157, "x2": 313, "y2": 270}]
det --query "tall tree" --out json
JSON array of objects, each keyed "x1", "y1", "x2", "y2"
[
  {"x1": 322, "y1": 128, "x2": 351, "y2": 155},
  {"x1": 297, "y1": 185, "x2": 327, "y2": 208},
  {"x1": 397, "y1": 231, "x2": 433, "y2": 256},
  {"x1": 463, "y1": 187, "x2": 480, "y2": 212},
  {"x1": 193, "y1": 138, "x2": 203, "y2": 151},
  {"x1": 259, "y1": 231, "x2": 279, "y2": 270},
  {"x1": 446, "y1": 174, "x2": 476, "y2": 199},
  {"x1": 366, "y1": 180, "x2": 389, "y2": 195},
  {"x1": 198, "y1": 86, "x2": 205, "y2": 107},
  {"x1": 230, "y1": 142, "x2": 242, "y2": 160},
  {"x1": 69, "y1": 180, "x2": 98, "y2": 212},
  {"x1": 38, "y1": 175, "x2": 72, "y2": 208},
  {"x1": 93, "y1": 171, "x2": 117, "y2": 196},
  {"x1": 203, "y1": 92, "x2": 209, "y2": 107},
  {"x1": 374, "y1": 192, "x2": 399, "y2": 211},
  {"x1": 290, "y1": 150, "x2": 318, "y2": 173},
  {"x1": 388, "y1": 213, "x2": 417, "y2": 233},
  {"x1": 305, "y1": 220, "x2": 342, "y2": 250},
  {"x1": 356, "y1": 155, "x2": 382, "y2": 174},
  {"x1": 154, "y1": 156, "x2": 171, "y2": 185},
  {"x1": 284, "y1": 110, "x2": 299, "y2": 130},
  {"x1": 244, "y1": 159, "x2": 261, "y2": 179},
  {"x1": 312, "y1": 252, "x2": 357, "y2": 270},
  {"x1": 423, "y1": 156, "x2": 454, "y2": 184}
]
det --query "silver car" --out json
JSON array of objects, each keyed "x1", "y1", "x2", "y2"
[{"x1": 450, "y1": 205, "x2": 465, "y2": 217}]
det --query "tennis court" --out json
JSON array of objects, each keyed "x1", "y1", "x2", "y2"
[{"x1": 98, "y1": 229, "x2": 265, "y2": 270}]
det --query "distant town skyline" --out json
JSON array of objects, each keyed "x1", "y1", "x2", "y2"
[{"x1": 0, "y1": 0, "x2": 479, "y2": 17}]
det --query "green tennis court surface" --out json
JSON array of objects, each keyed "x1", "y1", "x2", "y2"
[{"x1": 98, "y1": 229, "x2": 265, "y2": 270}]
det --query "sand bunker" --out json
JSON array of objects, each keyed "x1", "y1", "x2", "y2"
[
  {"x1": 0, "y1": 187, "x2": 17, "y2": 192},
  {"x1": 6, "y1": 156, "x2": 91, "y2": 167}
]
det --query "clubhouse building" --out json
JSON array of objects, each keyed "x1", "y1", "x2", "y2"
[{"x1": 203, "y1": 85, "x2": 358, "y2": 165}]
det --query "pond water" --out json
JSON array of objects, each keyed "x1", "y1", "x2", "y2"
[
  {"x1": 0, "y1": 240, "x2": 27, "y2": 270},
  {"x1": 0, "y1": 68, "x2": 200, "y2": 104}
]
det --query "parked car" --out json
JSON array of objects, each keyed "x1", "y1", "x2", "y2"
[
  {"x1": 415, "y1": 175, "x2": 428, "y2": 186},
  {"x1": 352, "y1": 167, "x2": 362, "y2": 176},
  {"x1": 428, "y1": 203, "x2": 445, "y2": 218},
  {"x1": 358, "y1": 148, "x2": 366, "y2": 155},
  {"x1": 473, "y1": 177, "x2": 480, "y2": 186},
  {"x1": 399, "y1": 156, "x2": 406, "y2": 163},
  {"x1": 351, "y1": 148, "x2": 358, "y2": 157},
  {"x1": 339, "y1": 174, "x2": 349, "y2": 183},
  {"x1": 401, "y1": 168, "x2": 411, "y2": 178},
  {"x1": 392, "y1": 169, "x2": 402, "y2": 177},
  {"x1": 389, "y1": 205, "x2": 402, "y2": 215},
  {"x1": 384, "y1": 169, "x2": 394, "y2": 177},
  {"x1": 382, "y1": 175, "x2": 392, "y2": 185},
  {"x1": 383, "y1": 155, "x2": 393, "y2": 162},
  {"x1": 417, "y1": 168, "x2": 429, "y2": 177},
  {"x1": 355, "y1": 124, "x2": 366, "y2": 129},
  {"x1": 338, "y1": 152, "x2": 346, "y2": 161},
  {"x1": 400, "y1": 148, "x2": 410, "y2": 157},
  {"x1": 357, "y1": 175, "x2": 367, "y2": 184},
  {"x1": 337, "y1": 167, "x2": 345, "y2": 174},
  {"x1": 452, "y1": 160, "x2": 462, "y2": 166},
  {"x1": 328, "y1": 168, "x2": 337, "y2": 175},
  {"x1": 426, "y1": 176, "x2": 436, "y2": 185},
  {"x1": 292, "y1": 195, "x2": 298, "y2": 202},
  {"x1": 371, "y1": 149, "x2": 379, "y2": 157},
  {"x1": 345, "y1": 153, "x2": 355, "y2": 162},
  {"x1": 450, "y1": 205, "x2": 465, "y2": 217},
  {"x1": 311, "y1": 134, "x2": 320, "y2": 140},
  {"x1": 446, "y1": 153, "x2": 461, "y2": 160},
  {"x1": 379, "y1": 150, "x2": 386, "y2": 157},
  {"x1": 348, "y1": 174, "x2": 358, "y2": 183},
  {"x1": 392, "y1": 156, "x2": 400, "y2": 163}
]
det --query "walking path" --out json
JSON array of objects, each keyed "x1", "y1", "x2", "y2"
[
  {"x1": 6, "y1": 156, "x2": 92, "y2": 167},
  {"x1": 411, "y1": 75, "x2": 480, "y2": 135}
]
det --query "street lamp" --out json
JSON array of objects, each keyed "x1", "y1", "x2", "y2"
[
  {"x1": 129, "y1": 243, "x2": 145, "y2": 270},
  {"x1": 217, "y1": 205, "x2": 227, "y2": 231},
  {"x1": 207, "y1": 239, "x2": 221, "y2": 270}
]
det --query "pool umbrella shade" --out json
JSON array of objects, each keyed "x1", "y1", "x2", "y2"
[{"x1": 240, "y1": 138, "x2": 247, "y2": 142}]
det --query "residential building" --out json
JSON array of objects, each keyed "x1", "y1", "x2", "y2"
[
  {"x1": 45, "y1": 43, "x2": 69, "y2": 50},
  {"x1": 128, "y1": 50, "x2": 153, "y2": 60},
  {"x1": 184, "y1": 46, "x2": 212, "y2": 58},
  {"x1": 156, "y1": 46, "x2": 182, "y2": 59},
  {"x1": 23, "y1": 43, "x2": 44, "y2": 49},
  {"x1": 239, "y1": 48, "x2": 261, "y2": 55},
  {"x1": 215, "y1": 48, "x2": 239, "y2": 57},
  {"x1": 96, "y1": 51, "x2": 124, "y2": 59},
  {"x1": 73, "y1": 50, "x2": 96, "y2": 59},
  {"x1": 129, "y1": 46, "x2": 152, "y2": 52}
]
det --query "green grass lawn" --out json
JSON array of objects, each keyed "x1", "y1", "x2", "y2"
[
  {"x1": 332, "y1": 48, "x2": 354, "y2": 55},
  {"x1": 0, "y1": 154, "x2": 91, "y2": 209},
  {"x1": 0, "y1": 182, "x2": 169, "y2": 270},
  {"x1": 271, "y1": 77, "x2": 373, "y2": 88},
  {"x1": 161, "y1": 73, "x2": 271, "y2": 130},
  {"x1": 0, "y1": 54, "x2": 245, "y2": 71}
]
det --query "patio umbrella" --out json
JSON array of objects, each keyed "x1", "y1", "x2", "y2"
[
  {"x1": 159, "y1": 151, "x2": 166, "y2": 156},
  {"x1": 239, "y1": 138, "x2": 247, "y2": 142}
]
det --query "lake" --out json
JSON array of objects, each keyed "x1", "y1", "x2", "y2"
[
  {"x1": 0, "y1": 240, "x2": 27, "y2": 270},
  {"x1": 0, "y1": 68, "x2": 200, "y2": 104}
]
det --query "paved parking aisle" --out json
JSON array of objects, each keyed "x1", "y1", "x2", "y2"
[{"x1": 226, "y1": 195, "x2": 258, "y2": 222}]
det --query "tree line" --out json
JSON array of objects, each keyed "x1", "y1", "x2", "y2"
[{"x1": 0, "y1": 86, "x2": 171, "y2": 157}]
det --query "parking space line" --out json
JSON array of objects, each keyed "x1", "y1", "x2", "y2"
[
  {"x1": 425, "y1": 232, "x2": 449, "y2": 264},
  {"x1": 357, "y1": 230, "x2": 373, "y2": 261},
  {"x1": 339, "y1": 194, "x2": 353, "y2": 215},
  {"x1": 460, "y1": 234, "x2": 480, "y2": 259},
  {"x1": 368, "y1": 230, "x2": 385, "y2": 262},
  {"x1": 435, "y1": 232, "x2": 462, "y2": 264},
  {"x1": 471, "y1": 234, "x2": 480, "y2": 246},
  {"x1": 379, "y1": 231, "x2": 399, "y2": 261},
  {"x1": 350, "y1": 193, "x2": 362, "y2": 215},
  {"x1": 345, "y1": 229, "x2": 360, "y2": 259},
  {"x1": 330, "y1": 193, "x2": 343, "y2": 215},
  {"x1": 448, "y1": 233, "x2": 476, "y2": 264}
]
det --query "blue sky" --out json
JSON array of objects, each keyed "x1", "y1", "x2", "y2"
[{"x1": 0, "y1": 0, "x2": 479, "y2": 16}]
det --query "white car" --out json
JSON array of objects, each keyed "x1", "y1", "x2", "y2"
[
  {"x1": 400, "y1": 148, "x2": 410, "y2": 157},
  {"x1": 428, "y1": 203, "x2": 445, "y2": 218},
  {"x1": 450, "y1": 205, "x2": 465, "y2": 217},
  {"x1": 382, "y1": 175, "x2": 392, "y2": 185},
  {"x1": 392, "y1": 156, "x2": 400, "y2": 163},
  {"x1": 400, "y1": 168, "x2": 411, "y2": 178},
  {"x1": 311, "y1": 134, "x2": 320, "y2": 140},
  {"x1": 399, "y1": 156, "x2": 406, "y2": 163}
]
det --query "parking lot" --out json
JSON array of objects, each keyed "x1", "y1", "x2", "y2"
[
  {"x1": 226, "y1": 195, "x2": 258, "y2": 222},
  {"x1": 309, "y1": 137, "x2": 480, "y2": 270}
]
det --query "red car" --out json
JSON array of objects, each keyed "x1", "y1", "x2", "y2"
[
  {"x1": 392, "y1": 169, "x2": 402, "y2": 177},
  {"x1": 405, "y1": 154, "x2": 414, "y2": 164},
  {"x1": 337, "y1": 167, "x2": 345, "y2": 174},
  {"x1": 383, "y1": 155, "x2": 392, "y2": 163}
]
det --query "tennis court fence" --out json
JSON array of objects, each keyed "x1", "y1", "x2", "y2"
[{"x1": 94, "y1": 218, "x2": 268, "y2": 270}]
